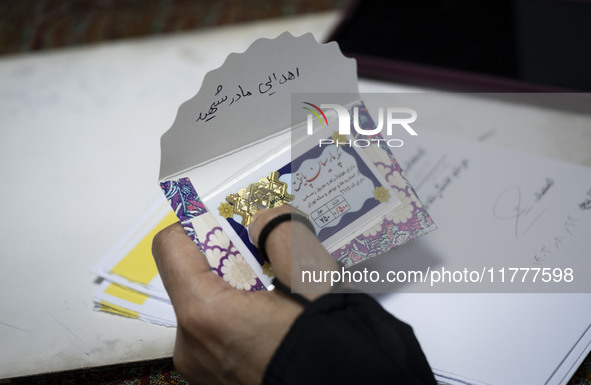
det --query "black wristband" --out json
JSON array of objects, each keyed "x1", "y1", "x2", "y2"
[
  {"x1": 257, "y1": 213, "x2": 315, "y2": 263},
  {"x1": 271, "y1": 277, "x2": 312, "y2": 307}
]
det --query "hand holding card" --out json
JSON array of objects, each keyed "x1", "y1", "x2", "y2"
[{"x1": 158, "y1": 32, "x2": 436, "y2": 290}]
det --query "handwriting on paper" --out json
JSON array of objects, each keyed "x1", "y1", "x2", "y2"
[
  {"x1": 492, "y1": 179, "x2": 553, "y2": 239},
  {"x1": 534, "y1": 188, "x2": 591, "y2": 263},
  {"x1": 534, "y1": 187, "x2": 590, "y2": 264},
  {"x1": 533, "y1": 214, "x2": 578, "y2": 264},
  {"x1": 579, "y1": 189, "x2": 591, "y2": 211},
  {"x1": 402, "y1": 147, "x2": 426, "y2": 175},
  {"x1": 419, "y1": 158, "x2": 469, "y2": 210},
  {"x1": 195, "y1": 67, "x2": 300, "y2": 124}
]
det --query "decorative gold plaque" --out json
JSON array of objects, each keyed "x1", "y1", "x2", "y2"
[
  {"x1": 331, "y1": 131, "x2": 348, "y2": 146},
  {"x1": 373, "y1": 186, "x2": 391, "y2": 203},
  {"x1": 219, "y1": 171, "x2": 294, "y2": 226},
  {"x1": 261, "y1": 261, "x2": 274, "y2": 277}
]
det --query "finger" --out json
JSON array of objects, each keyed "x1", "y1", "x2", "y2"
[
  {"x1": 248, "y1": 206, "x2": 293, "y2": 281},
  {"x1": 248, "y1": 205, "x2": 293, "y2": 247},
  {"x1": 152, "y1": 222, "x2": 230, "y2": 309},
  {"x1": 248, "y1": 206, "x2": 338, "y2": 293}
]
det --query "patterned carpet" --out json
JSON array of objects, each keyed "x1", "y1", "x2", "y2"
[
  {"x1": 1, "y1": 1, "x2": 589, "y2": 384},
  {"x1": 0, "y1": 0, "x2": 348, "y2": 56},
  {"x1": 7, "y1": 358, "x2": 187, "y2": 384},
  {"x1": 8, "y1": 354, "x2": 591, "y2": 384}
]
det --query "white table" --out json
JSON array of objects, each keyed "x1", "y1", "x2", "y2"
[{"x1": 0, "y1": 12, "x2": 341, "y2": 378}]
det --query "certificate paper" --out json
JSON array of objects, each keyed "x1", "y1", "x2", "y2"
[
  {"x1": 286, "y1": 137, "x2": 397, "y2": 247},
  {"x1": 203, "y1": 121, "x2": 401, "y2": 287}
]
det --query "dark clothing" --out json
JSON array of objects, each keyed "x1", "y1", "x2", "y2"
[{"x1": 263, "y1": 292, "x2": 436, "y2": 384}]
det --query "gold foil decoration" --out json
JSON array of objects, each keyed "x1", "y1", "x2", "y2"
[
  {"x1": 262, "y1": 261, "x2": 274, "y2": 277},
  {"x1": 331, "y1": 131, "x2": 348, "y2": 146},
  {"x1": 221, "y1": 171, "x2": 294, "y2": 226},
  {"x1": 218, "y1": 202, "x2": 234, "y2": 219},
  {"x1": 373, "y1": 186, "x2": 391, "y2": 203}
]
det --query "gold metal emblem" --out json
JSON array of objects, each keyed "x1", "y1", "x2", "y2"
[
  {"x1": 219, "y1": 171, "x2": 294, "y2": 226},
  {"x1": 261, "y1": 261, "x2": 274, "y2": 277},
  {"x1": 373, "y1": 186, "x2": 391, "y2": 203},
  {"x1": 331, "y1": 131, "x2": 348, "y2": 146}
]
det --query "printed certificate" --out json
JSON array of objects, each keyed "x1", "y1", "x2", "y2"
[{"x1": 202, "y1": 122, "x2": 400, "y2": 287}]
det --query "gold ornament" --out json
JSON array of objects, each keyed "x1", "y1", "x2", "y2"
[
  {"x1": 222, "y1": 171, "x2": 294, "y2": 226},
  {"x1": 261, "y1": 261, "x2": 274, "y2": 277},
  {"x1": 373, "y1": 186, "x2": 391, "y2": 203},
  {"x1": 330, "y1": 131, "x2": 348, "y2": 146},
  {"x1": 218, "y1": 202, "x2": 234, "y2": 219}
]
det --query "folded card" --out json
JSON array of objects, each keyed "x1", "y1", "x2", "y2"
[{"x1": 158, "y1": 32, "x2": 436, "y2": 290}]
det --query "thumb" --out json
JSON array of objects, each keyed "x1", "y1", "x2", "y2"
[{"x1": 152, "y1": 222, "x2": 230, "y2": 309}]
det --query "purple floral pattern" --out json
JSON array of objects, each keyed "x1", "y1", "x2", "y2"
[
  {"x1": 200, "y1": 226, "x2": 265, "y2": 291},
  {"x1": 331, "y1": 103, "x2": 436, "y2": 267},
  {"x1": 160, "y1": 178, "x2": 207, "y2": 222},
  {"x1": 160, "y1": 177, "x2": 265, "y2": 291}
]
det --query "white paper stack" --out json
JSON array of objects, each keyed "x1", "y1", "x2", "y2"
[{"x1": 91, "y1": 199, "x2": 178, "y2": 327}]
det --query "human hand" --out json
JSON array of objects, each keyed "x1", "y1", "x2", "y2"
[
  {"x1": 152, "y1": 205, "x2": 337, "y2": 385},
  {"x1": 248, "y1": 205, "x2": 340, "y2": 297}
]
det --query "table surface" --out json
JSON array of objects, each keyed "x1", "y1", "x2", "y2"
[
  {"x1": 0, "y1": 12, "x2": 344, "y2": 379},
  {"x1": 1, "y1": 10, "x2": 590, "y2": 380}
]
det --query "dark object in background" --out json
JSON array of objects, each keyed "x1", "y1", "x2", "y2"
[
  {"x1": 328, "y1": 0, "x2": 591, "y2": 91},
  {"x1": 0, "y1": 0, "x2": 348, "y2": 56}
]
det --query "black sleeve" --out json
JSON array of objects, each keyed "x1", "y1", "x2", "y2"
[{"x1": 262, "y1": 292, "x2": 436, "y2": 385}]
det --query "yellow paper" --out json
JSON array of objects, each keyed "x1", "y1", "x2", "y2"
[
  {"x1": 98, "y1": 301, "x2": 140, "y2": 319},
  {"x1": 110, "y1": 210, "x2": 178, "y2": 284},
  {"x1": 104, "y1": 283, "x2": 149, "y2": 305}
]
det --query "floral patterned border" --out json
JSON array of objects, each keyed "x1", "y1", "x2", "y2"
[
  {"x1": 160, "y1": 178, "x2": 207, "y2": 222},
  {"x1": 160, "y1": 178, "x2": 265, "y2": 291},
  {"x1": 331, "y1": 102, "x2": 437, "y2": 267}
]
